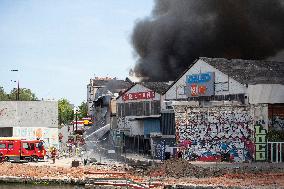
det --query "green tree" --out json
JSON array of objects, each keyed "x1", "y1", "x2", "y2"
[
  {"x1": 78, "y1": 101, "x2": 88, "y2": 119},
  {"x1": 58, "y1": 98, "x2": 74, "y2": 125},
  {"x1": 0, "y1": 87, "x2": 8, "y2": 100},
  {"x1": 0, "y1": 86, "x2": 37, "y2": 101},
  {"x1": 9, "y1": 88, "x2": 38, "y2": 101}
]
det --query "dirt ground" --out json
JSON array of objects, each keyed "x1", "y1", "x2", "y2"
[
  {"x1": 133, "y1": 158, "x2": 284, "y2": 188},
  {"x1": 0, "y1": 158, "x2": 284, "y2": 188}
]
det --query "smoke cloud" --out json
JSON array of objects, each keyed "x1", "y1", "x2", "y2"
[{"x1": 131, "y1": 0, "x2": 284, "y2": 81}]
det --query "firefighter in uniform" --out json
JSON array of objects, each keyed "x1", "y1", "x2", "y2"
[{"x1": 51, "y1": 147, "x2": 57, "y2": 164}]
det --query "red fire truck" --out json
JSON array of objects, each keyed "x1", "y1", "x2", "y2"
[{"x1": 0, "y1": 137, "x2": 46, "y2": 162}]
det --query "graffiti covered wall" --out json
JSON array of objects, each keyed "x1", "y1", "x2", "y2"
[
  {"x1": 268, "y1": 104, "x2": 284, "y2": 131},
  {"x1": 13, "y1": 127, "x2": 59, "y2": 148},
  {"x1": 151, "y1": 138, "x2": 176, "y2": 160},
  {"x1": 173, "y1": 105, "x2": 268, "y2": 162}
]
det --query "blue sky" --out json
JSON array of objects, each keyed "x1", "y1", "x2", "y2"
[{"x1": 0, "y1": 0, "x2": 153, "y2": 105}]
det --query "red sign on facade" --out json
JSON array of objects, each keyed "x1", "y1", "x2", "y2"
[
  {"x1": 122, "y1": 91, "x2": 155, "y2": 101},
  {"x1": 190, "y1": 84, "x2": 207, "y2": 96}
]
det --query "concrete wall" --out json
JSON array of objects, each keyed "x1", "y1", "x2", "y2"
[
  {"x1": 248, "y1": 84, "x2": 284, "y2": 104},
  {"x1": 0, "y1": 101, "x2": 59, "y2": 148},
  {"x1": 164, "y1": 59, "x2": 247, "y2": 101},
  {"x1": 0, "y1": 101, "x2": 58, "y2": 128}
]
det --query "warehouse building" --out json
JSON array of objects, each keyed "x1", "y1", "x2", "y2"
[
  {"x1": 85, "y1": 77, "x2": 131, "y2": 154},
  {"x1": 163, "y1": 57, "x2": 284, "y2": 162},
  {"x1": 87, "y1": 77, "x2": 131, "y2": 128},
  {"x1": 115, "y1": 82, "x2": 173, "y2": 157}
]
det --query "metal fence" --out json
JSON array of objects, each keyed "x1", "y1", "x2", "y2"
[{"x1": 267, "y1": 142, "x2": 284, "y2": 163}]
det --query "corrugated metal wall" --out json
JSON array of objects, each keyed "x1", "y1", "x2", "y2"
[
  {"x1": 117, "y1": 101, "x2": 160, "y2": 117},
  {"x1": 161, "y1": 112, "x2": 176, "y2": 135}
]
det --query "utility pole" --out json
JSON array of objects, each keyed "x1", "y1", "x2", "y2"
[
  {"x1": 17, "y1": 80, "x2": 20, "y2": 101},
  {"x1": 73, "y1": 107, "x2": 79, "y2": 132}
]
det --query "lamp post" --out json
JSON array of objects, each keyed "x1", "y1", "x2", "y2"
[
  {"x1": 73, "y1": 108, "x2": 79, "y2": 132},
  {"x1": 10, "y1": 69, "x2": 19, "y2": 101},
  {"x1": 75, "y1": 109, "x2": 78, "y2": 131}
]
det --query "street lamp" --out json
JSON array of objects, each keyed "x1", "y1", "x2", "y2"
[
  {"x1": 73, "y1": 108, "x2": 80, "y2": 132},
  {"x1": 10, "y1": 69, "x2": 19, "y2": 101}
]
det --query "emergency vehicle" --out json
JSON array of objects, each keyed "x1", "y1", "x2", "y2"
[{"x1": 0, "y1": 137, "x2": 46, "y2": 162}]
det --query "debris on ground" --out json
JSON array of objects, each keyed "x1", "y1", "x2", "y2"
[
  {"x1": 144, "y1": 158, "x2": 224, "y2": 178},
  {"x1": 0, "y1": 158, "x2": 284, "y2": 189}
]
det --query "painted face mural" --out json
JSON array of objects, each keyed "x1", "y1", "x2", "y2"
[{"x1": 35, "y1": 128, "x2": 43, "y2": 138}]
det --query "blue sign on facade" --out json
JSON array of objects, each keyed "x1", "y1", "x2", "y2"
[
  {"x1": 186, "y1": 72, "x2": 212, "y2": 84},
  {"x1": 185, "y1": 72, "x2": 215, "y2": 97}
]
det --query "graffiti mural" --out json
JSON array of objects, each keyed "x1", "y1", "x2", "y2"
[
  {"x1": 152, "y1": 138, "x2": 175, "y2": 160},
  {"x1": 268, "y1": 104, "x2": 284, "y2": 131},
  {"x1": 269, "y1": 117, "x2": 284, "y2": 130},
  {"x1": 254, "y1": 124, "x2": 267, "y2": 161},
  {"x1": 174, "y1": 105, "x2": 258, "y2": 162},
  {"x1": 13, "y1": 127, "x2": 59, "y2": 148}
]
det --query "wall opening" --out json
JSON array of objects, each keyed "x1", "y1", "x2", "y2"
[{"x1": 0, "y1": 127, "x2": 13, "y2": 137}]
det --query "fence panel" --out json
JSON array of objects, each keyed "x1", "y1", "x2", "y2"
[{"x1": 267, "y1": 142, "x2": 284, "y2": 163}]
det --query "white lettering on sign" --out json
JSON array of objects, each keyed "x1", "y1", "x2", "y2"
[{"x1": 122, "y1": 91, "x2": 155, "y2": 101}]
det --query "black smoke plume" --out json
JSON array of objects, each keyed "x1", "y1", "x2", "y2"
[{"x1": 131, "y1": 0, "x2": 284, "y2": 81}]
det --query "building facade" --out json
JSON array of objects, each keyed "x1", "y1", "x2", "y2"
[
  {"x1": 87, "y1": 77, "x2": 131, "y2": 128},
  {"x1": 87, "y1": 77, "x2": 113, "y2": 118},
  {"x1": 0, "y1": 101, "x2": 59, "y2": 148},
  {"x1": 163, "y1": 57, "x2": 284, "y2": 162},
  {"x1": 85, "y1": 77, "x2": 131, "y2": 153},
  {"x1": 116, "y1": 82, "x2": 171, "y2": 156}
]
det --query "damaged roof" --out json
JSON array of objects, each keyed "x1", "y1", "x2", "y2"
[
  {"x1": 94, "y1": 80, "x2": 132, "y2": 100},
  {"x1": 92, "y1": 80, "x2": 110, "y2": 87},
  {"x1": 92, "y1": 79, "x2": 131, "y2": 90},
  {"x1": 200, "y1": 57, "x2": 284, "y2": 85},
  {"x1": 140, "y1": 82, "x2": 170, "y2": 94},
  {"x1": 104, "y1": 80, "x2": 132, "y2": 93}
]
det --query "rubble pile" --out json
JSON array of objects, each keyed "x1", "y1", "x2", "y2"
[
  {"x1": 147, "y1": 158, "x2": 224, "y2": 178},
  {"x1": 229, "y1": 165, "x2": 284, "y2": 175},
  {"x1": 0, "y1": 163, "x2": 85, "y2": 180},
  {"x1": 0, "y1": 160, "x2": 284, "y2": 188},
  {"x1": 0, "y1": 162, "x2": 145, "y2": 184}
]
